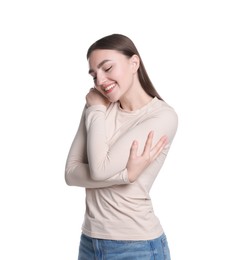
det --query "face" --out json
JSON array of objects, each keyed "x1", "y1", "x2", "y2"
[{"x1": 88, "y1": 49, "x2": 139, "y2": 102}]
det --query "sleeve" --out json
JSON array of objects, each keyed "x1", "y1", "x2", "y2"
[
  {"x1": 65, "y1": 106, "x2": 130, "y2": 188},
  {"x1": 85, "y1": 103, "x2": 178, "y2": 181}
]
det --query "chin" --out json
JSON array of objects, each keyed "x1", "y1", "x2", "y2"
[
  {"x1": 108, "y1": 97, "x2": 119, "y2": 103},
  {"x1": 106, "y1": 93, "x2": 120, "y2": 103}
]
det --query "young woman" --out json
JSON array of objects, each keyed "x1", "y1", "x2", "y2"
[{"x1": 65, "y1": 34, "x2": 178, "y2": 260}]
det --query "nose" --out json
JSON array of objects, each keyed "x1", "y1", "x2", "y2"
[{"x1": 95, "y1": 71, "x2": 106, "y2": 87}]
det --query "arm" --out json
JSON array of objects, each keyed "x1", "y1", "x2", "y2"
[
  {"x1": 65, "y1": 107, "x2": 130, "y2": 188},
  {"x1": 85, "y1": 104, "x2": 178, "y2": 181}
]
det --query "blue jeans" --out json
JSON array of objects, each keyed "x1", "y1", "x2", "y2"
[{"x1": 78, "y1": 233, "x2": 171, "y2": 260}]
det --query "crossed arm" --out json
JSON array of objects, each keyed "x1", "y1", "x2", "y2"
[{"x1": 65, "y1": 105, "x2": 173, "y2": 188}]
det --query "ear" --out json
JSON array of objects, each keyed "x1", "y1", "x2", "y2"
[{"x1": 130, "y1": 54, "x2": 140, "y2": 73}]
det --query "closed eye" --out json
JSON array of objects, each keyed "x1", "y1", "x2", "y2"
[
  {"x1": 90, "y1": 65, "x2": 112, "y2": 82},
  {"x1": 105, "y1": 66, "x2": 112, "y2": 72}
]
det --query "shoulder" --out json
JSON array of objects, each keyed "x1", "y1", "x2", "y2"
[
  {"x1": 150, "y1": 98, "x2": 178, "y2": 122},
  {"x1": 140, "y1": 98, "x2": 178, "y2": 141}
]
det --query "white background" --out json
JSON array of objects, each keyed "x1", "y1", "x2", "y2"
[{"x1": 0, "y1": 0, "x2": 246, "y2": 259}]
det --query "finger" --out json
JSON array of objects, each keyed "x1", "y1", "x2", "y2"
[
  {"x1": 129, "y1": 140, "x2": 138, "y2": 159},
  {"x1": 150, "y1": 136, "x2": 168, "y2": 160},
  {"x1": 153, "y1": 137, "x2": 168, "y2": 156},
  {"x1": 142, "y1": 131, "x2": 154, "y2": 156}
]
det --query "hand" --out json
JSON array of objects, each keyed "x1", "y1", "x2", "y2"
[
  {"x1": 127, "y1": 131, "x2": 168, "y2": 183},
  {"x1": 86, "y1": 87, "x2": 110, "y2": 107}
]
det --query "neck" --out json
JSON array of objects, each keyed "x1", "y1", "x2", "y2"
[{"x1": 119, "y1": 81, "x2": 152, "y2": 111}]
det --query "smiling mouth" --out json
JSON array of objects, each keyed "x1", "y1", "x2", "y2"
[{"x1": 104, "y1": 84, "x2": 115, "y2": 93}]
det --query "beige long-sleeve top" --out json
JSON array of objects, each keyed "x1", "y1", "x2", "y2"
[{"x1": 65, "y1": 97, "x2": 178, "y2": 240}]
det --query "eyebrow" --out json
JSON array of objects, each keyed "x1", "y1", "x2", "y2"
[{"x1": 88, "y1": 59, "x2": 111, "y2": 74}]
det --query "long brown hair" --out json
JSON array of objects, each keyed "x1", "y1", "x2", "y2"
[{"x1": 87, "y1": 34, "x2": 163, "y2": 100}]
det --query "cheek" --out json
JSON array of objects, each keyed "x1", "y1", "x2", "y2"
[
  {"x1": 110, "y1": 69, "x2": 122, "y2": 80},
  {"x1": 114, "y1": 68, "x2": 131, "y2": 83}
]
